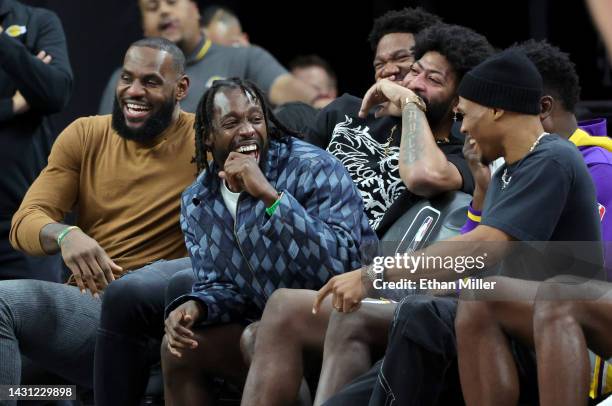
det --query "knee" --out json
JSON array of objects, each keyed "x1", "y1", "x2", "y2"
[
  {"x1": 260, "y1": 289, "x2": 313, "y2": 333},
  {"x1": 101, "y1": 276, "x2": 150, "y2": 328},
  {"x1": 0, "y1": 295, "x2": 14, "y2": 332},
  {"x1": 533, "y1": 300, "x2": 580, "y2": 334},
  {"x1": 160, "y1": 335, "x2": 190, "y2": 376},
  {"x1": 0, "y1": 280, "x2": 37, "y2": 329},
  {"x1": 455, "y1": 299, "x2": 494, "y2": 337},
  {"x1": 165, "y1": 269, "x2": 195, "y2": 306},
  {"x1": 160, "y1": 334, "x2": 205, "y2": 373},
  {"x1": 325, "y1": 309, "x2": 372, "y2": 348},
  {"x1": 240, "y1": 322, "x2": 258, "y2": 365}
]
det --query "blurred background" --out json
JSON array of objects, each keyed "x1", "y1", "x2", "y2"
[{"x1": 20, "y1": 0, "x2": 612, "y2": 131}]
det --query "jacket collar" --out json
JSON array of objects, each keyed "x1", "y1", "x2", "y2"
[{"x1": 0, "y1": 0, "x2": 14, "y2": 17}]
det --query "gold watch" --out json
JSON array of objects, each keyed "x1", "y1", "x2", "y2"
[{"x1": 404, "y1": 94, "x2": 427, "y2": 113}]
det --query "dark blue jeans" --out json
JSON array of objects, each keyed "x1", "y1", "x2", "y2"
[{"x1": 94, "y1": 257, "x2": 195, "y2": 406}]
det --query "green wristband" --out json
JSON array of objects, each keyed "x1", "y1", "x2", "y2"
[
  {"x1": 57, "y1": 226, "x2": 80, "y2": 247},
  {"x1": 265, "y1": 193, "x2": 283, "y2": 216}
]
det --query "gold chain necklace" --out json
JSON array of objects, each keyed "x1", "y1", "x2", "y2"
[
  {"x1": 384, "y1": 125, "x2": 397, "y2": 156},
  {"x1": 501, "y1": 133, "x2": 548, "y2": 190}
]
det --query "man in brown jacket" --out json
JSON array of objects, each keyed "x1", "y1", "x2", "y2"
[{"x1": 0, "y1": 36, "x2": 194, "y2": 402}]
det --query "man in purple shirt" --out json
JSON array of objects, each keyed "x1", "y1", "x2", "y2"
[{"x1": 574, "y1": 118, "x2": 612, "y2": 243}]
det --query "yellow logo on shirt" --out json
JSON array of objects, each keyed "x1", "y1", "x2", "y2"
[{"x1": 5, "y1": 25, "x2": 27, "y2": 37}]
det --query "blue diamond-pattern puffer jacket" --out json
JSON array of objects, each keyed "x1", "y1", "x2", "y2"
[{"x1": 170, "y1": 137, "x2": 377, "y2": 325}]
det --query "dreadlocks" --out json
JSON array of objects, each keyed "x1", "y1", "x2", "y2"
[{"x1": 193, "y1": 77, "x2": 299, "y2": 174}]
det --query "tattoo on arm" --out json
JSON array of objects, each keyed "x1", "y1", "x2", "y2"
[{"x1": 401, "y1": 104, "x2": 423, "y2": 166}]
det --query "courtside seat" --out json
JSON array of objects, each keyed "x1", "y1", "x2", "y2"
[{"x1": 381, "y1": 190, "x2": 472, "y2": 250}]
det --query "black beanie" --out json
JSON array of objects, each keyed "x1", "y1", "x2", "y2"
[{"x1": 458, "y1": 50, "x2": 543, "y2": 115}]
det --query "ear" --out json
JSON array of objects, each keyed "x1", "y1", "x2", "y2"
[
  {"x1": 204, "y1": 134, "x2": 213, "y2": 148},
  {"x1": 491, "y1": 107, "x2": 505, "y2": 121},
  {"x1": 176, "y1": 75, "x2": 190, "y2": 101},
  {"x1": 240, "y1": 33, "x2": 250, "y2": 46},
  {"x1": 190, "y1": 0, "x2": 201, "y2": 19},
  {"x1": 450, "y1": 95, "x2": 459, "y2": 111},
  {"x1": 539, "y1": 95, "x2": 554, "y2": 121}
]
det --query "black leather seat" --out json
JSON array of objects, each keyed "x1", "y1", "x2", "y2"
[{"x1": 381, "y1": 190, "x2": 471, "y2": 249}]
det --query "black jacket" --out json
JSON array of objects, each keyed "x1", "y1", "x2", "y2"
[{"x1": 0, "y1": 0, "x2": 72, "y2": 279}]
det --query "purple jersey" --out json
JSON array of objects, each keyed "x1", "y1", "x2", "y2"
[{"x1": 574, "y1": 119, "x2": 612, "y2": 259}]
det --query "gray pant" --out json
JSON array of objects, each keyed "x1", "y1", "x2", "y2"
[
  {"x1": 0, "y1": 257, "x2": 193, "y2": 405},
  {"x1": 0, "y1": 280, "x2": 99, "y2": 390}
]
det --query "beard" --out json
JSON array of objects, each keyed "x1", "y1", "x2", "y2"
[
  {"x1": 413, "y1": 91, "x2": 453, "y2": 130},
  {"x1": 111, "y1": 97, "x2": 176, "y2": 143}
]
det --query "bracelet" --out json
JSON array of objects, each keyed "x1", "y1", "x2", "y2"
[
  {"x1": 365, "y1": 262, "x2": 387, "y2": 283},
  {"x1": 365, "y1": 263, "x2": 379, "y2": 282},
  {"x1": 265, "y1": 192, "x2": 283, "y2": 216},
  {"x1": 467, "y1": 203, "x2": 482, "y2": 223},
  {"x1": 57, "y1": 226, "x2": 80, "y2": 247},
  {"x1": 404, "y1": 95, "x2": 427, "y2": 112}
]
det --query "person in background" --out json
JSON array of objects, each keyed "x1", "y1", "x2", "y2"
[
  {"x1": 201, "y1": 4, "x2": 249, "y2": 47},
  {"x1": 99, "y1": 0, "x2": 324, "y2": 114},
  {"x1": 290, "y1": 54, "x2": 338, "y2": 108},
  {"x1": 0, "y1": 0, "x2": 72, "y2": 282}
]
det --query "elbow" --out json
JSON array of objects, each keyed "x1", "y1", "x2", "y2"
[
  {"x1": 46, "y1": 78, "x2": 73, "y2": 112},
  {"x1": 31, "y1": 74, "x2": 73, "y2": 114},
  {"x1": 9, "y1": 216, "x2": 23, "y2": 252},
  {"x1": 400, "y1": 167, "x2": 449, "y2": 199},
  {"x1": 268, "y1": 81, "x2": 284, "y2": 105},
  {"x1": 268, "y1": 74, "x2": 314, "y2": 106}
]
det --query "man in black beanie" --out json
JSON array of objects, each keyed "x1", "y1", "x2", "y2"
[{"x1": 313, "y1": 49, "x2": 602, "y2": 405}]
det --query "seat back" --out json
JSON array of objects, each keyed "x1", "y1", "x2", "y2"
[{"x1": 381, "y1": 191, "x2": 472, "y2": 252}]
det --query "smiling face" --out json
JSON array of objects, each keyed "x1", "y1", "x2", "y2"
[
  {"x1": 403, "y1": 51, "x2": 457, "y2": 129},
  {"x1": 456, "y1": 97, "x2": 502, "y2": 164},
  {"x1": 112, "y1": 46, "x2": 185, "y2": 142},
  {"x1": 373, "y1": 32, "x2": 415, "y2": 83},
  {"x1": 139, "y1": 0, "x2": 201, "y2": 50},
  {"x1": 206, "y1": 87, "x2": 269, "y2": 170}
]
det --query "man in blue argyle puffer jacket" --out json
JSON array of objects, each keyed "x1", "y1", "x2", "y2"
[{"x1": 160, "y1": 77, "x2": 377, "y2": 403}]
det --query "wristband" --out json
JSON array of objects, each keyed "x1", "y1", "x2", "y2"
[
  {"x1": 461, "y1": 202, "x2": 482, "y2": 235},
  {"x1": 365, "y1": 263, "x2": 384, "y2": 283},
  {"x1": 57, "y1": 226, "x2": 80, "y2": 247},
  {"x1": 467, "y1": 202, "x2": 482, "y2": 222},
  {"x1": 265, "y1": 192, "x2": 283, "y2": 216}
]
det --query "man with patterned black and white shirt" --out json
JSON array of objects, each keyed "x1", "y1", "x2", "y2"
[{"x1": 305, "y1": 11, "x2": 487, "y2": 237}]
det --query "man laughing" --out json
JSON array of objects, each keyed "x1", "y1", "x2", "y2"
[
  {"x1": 5, "y1": 37, "x2": 196, "y2": 406},
  {"x1": 159, "y1": 77, "x2": 377, "y2": 404}
]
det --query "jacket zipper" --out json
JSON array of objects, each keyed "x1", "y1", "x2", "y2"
[{"x1": 233, "y1": 198, "x2": 267, "y2": 301}]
